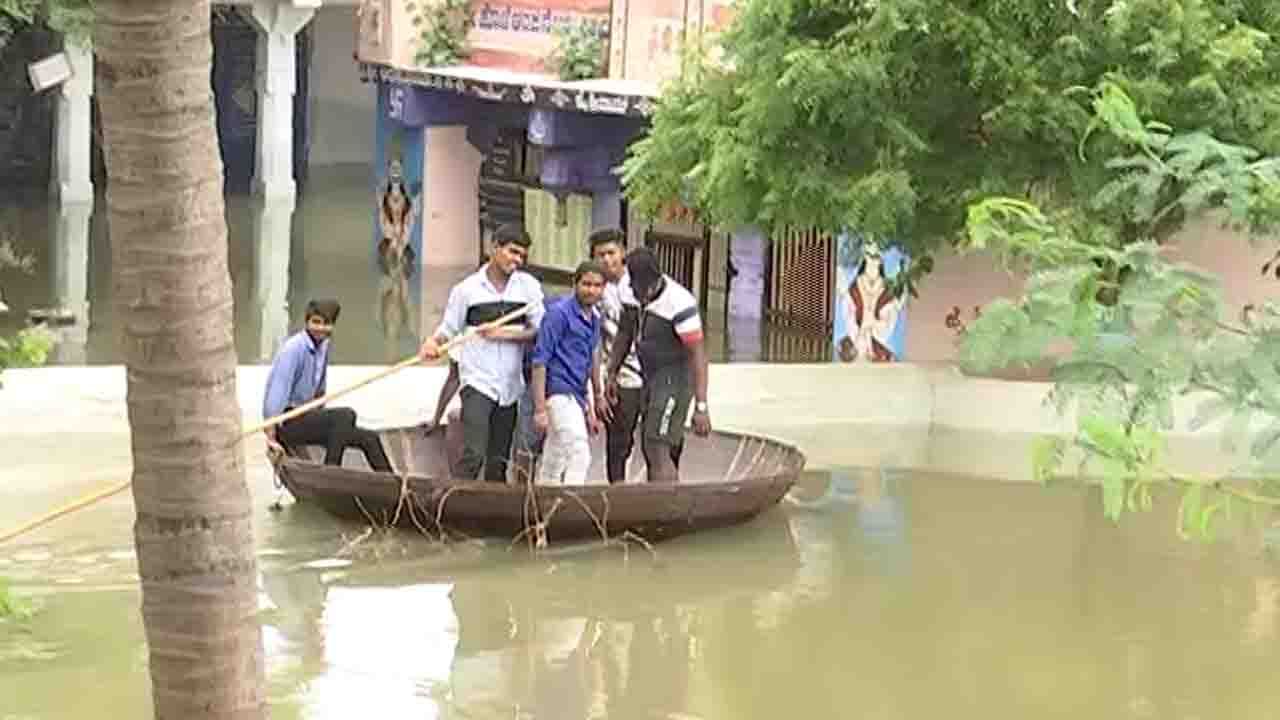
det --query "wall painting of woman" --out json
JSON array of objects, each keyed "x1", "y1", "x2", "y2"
[{"x1": 832, "y1": 234, "x2": 908, "y2": 363}]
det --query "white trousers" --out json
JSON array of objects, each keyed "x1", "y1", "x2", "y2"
[{"x1": 537, "y1": 394, "x2": 591, "y2": 486}]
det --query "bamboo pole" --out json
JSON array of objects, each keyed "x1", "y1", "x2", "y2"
[{"x1": 0, "y1": 303, "x2": 535, "y2": 545}]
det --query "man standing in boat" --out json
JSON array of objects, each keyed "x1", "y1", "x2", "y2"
[
  {"x1": 418, "y1": 224, "x2": 545, "y2": 483},
  {"x1": 529, "y1": 261, "x2": 606, "y2": 485},
  {"x1": 263, "y1": 299, "x2": 394, "y2": 472},
  {"x1": 589, "y1": 228, "x2": 645, "y2": 484},
  {"x1": 605, "y1": 248, "x2": 712, "y2": 484}
]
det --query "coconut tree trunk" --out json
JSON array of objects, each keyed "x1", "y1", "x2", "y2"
[{"x1": 94, "y1": 1, "x2": 266, "y2": 717}]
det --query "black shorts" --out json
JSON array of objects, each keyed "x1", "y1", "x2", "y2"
[{"x1": 642, "y1": 366, "x2": 692, "y2": 446}]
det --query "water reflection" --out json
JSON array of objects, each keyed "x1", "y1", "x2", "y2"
[
  {"x1": 248, "y1": 196, "x2": 294, "y2": 363},
  {"x1": 39, "y1": 199, "x2": 92, "y2": 364},
  {"x1": 247, "y1": 471, "x2": 1280, "y2": 719},
  {"x1": 256, "y1": 512, "x2": 802, "y2": 719},
  {"x1": 10, "y1": 459, "x2": 1280, "y2": 719},
  {"x1": 4, "y1": 167, "x2": 834, "y2": 366}
]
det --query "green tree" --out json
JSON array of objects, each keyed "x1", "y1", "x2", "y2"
[
  {"x1": 0, "y1": 0, "x2": 93, "y2": 52},
  {"x1": 959, "y1": 84, "x2": 1280, "y2": 539},
  {"x1": 623, "y1": 0, "x2": 1280, "y2": 285},
  {"x1": 622, "y1": 0, "x2": 1280, "y2": 535}
]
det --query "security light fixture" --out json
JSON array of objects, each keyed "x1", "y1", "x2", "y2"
[{"x1": 28, "y1": 52, "x2": 72, "y2": 92}]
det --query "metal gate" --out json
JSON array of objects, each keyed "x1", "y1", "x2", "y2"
[
  {"x1": 766, "y1": 227, "x2": 835, "y2": 334},
  {"x1": 646, "y1": 229, "x2": 710, "y2": 311}
]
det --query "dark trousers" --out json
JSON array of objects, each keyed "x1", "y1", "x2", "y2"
[
  {"x1": 458, "y1": 385, "x2": 518, "y2": 483},
  {"x1": 609, "y1": 386, "x2": 683, "y2": 483},
  {"x1": 279, "y1": 407, "x2": 393, "y2": 473},
  {"x1": 605, "y1": 387, "x2": 643, "y2": 484}
]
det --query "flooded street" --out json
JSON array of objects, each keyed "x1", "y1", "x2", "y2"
[
  {"x1": 3, "y1": 429, "x2": 1280, "y2": 719},
  {"x1": 0, "y1": 165, "x2": 813, "y2": 368},
  {"x1": 4, "y1": 167, "x2": 1280, "y2": 720}
]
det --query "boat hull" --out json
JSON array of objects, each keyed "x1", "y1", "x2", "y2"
[{"x1": 275, "y1": 424, "x2": 806, "y2": 544}]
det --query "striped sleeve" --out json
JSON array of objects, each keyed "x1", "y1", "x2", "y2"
[{"x1": 673, "y1": 304, "x2": 703, "y2": 345}]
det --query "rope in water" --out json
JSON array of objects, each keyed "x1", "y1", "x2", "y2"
[{"x1": 0, "y1": 303, "x2": 534, "y2": 545}]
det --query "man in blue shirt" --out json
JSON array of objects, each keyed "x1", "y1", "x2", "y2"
[
  {"x1": 263, "y1": 299, "x2": 393, "y2": 472},
  {"x1": 529, "y1": 261, "x2": 605, "y2": 485}
]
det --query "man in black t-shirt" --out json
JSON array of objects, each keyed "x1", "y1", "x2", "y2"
[{"x1": 604, "y1": 248, "x2": 711, "y2": 484}]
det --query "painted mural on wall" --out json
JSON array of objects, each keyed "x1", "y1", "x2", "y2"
[
  {"x1": 833, "y1": 233, "x2": 908, "y2": 363},
  {"x1": 373, "y1": 86, "x2": 424, "y2": 354}
]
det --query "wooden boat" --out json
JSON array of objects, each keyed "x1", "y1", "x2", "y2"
[{"x1": 273, "y1": 421, "x2": 806, "y2": 544}]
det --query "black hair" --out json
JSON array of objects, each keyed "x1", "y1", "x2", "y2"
[
  {"x1": 493, "y1": 223, "x2": 532, "y2": 249},
  {"x1": 624, "y1": 247, "x2": 662, "y2": 292},
  {"x1": 587, "y1": 227, "x2": 626, "y2": 254},
  {"x1": 573, "y1": 260, "x2": 607, "y2": 284},
  {"x1": 305, "y1": 299, "x2": 341, "y2": 324}
]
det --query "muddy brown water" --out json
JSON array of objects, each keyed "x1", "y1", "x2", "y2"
[
  {"x1": 4, "y1": 173, "x2": 1280, "y2": 717},
  {"x1": 4, "y1": 444, "x2": 1280, "y2": 720}
]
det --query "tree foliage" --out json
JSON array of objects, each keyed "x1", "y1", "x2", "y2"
[
  {"x1": 406, "y1": 0, "x2": 472, "y2": 67},
  {"x1": 548, "y1": 20, "x2": 607, "y2": 81},
  {"x1": 958, "y1": 84, "x2": 1280, "y2": 540},
  {"x1": 0, "y1": 0, "x2": 93, "y2": 53},
  {"x1": 0, "y1": 234, "x2": 53, "y2": 388},
  {"x1": 622, "y1": 0, "x2": 1280, "y2": 275},
  {"x1": 0, "y1": 576, "x2": 37, "y2": 622},
  {"x1": 623, "y1": 0, "x2": 1280, "y2": 539}
]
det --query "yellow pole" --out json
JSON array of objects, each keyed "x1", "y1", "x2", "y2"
[{"x1": 0, "y1": 303, "x2": 534, "y2": 545}]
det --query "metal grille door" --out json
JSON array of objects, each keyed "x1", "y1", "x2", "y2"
[{"x1": 767, "y1": 227, "x2": 835, "y2": 334}]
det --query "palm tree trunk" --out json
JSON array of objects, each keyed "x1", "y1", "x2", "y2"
[{"x1": 94, "y1": 1, "x2": 266, "y2": 717}]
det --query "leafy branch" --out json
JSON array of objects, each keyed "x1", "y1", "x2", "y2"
[
  {"x1": 0, "y1": 219, "x2": 53, "y2": 388},
  {"x1": 0, "y1": 576, "x2": 38, "y2": 622},
  {"x1": 406, "y1": 0, "x2": 472, "y2": 67},
  {"x1": 0, "y1": 0, "x2": 94, "y2": 53},
  {"x1": 960, "y1": 82, "x2": 1280, "y2": 541},
  {"x1": 547, "y1": 19, "x2": 606, "y2": 81}
]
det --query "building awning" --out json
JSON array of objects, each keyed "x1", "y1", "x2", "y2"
[{"x1": 360, "y1": 62, "x2": 660, "y2": 119}]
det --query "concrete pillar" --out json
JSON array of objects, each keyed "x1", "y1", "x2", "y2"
[
  {"x1": 726, "y1": 226, "x2": 766, "y2": 362},
  {"x1": 591, "y1": 189, "x2": 622, "y2": 231},
  {"x1": 422, "y1": 126, "x2": 481, "y2": 268},
  {"x1": 51, "y1": 41, "x2": 94, "y2": 205},
  {"x1": 48, "y1": 200, "x2": 93, "y2": 364},
  {"x1": 243, "y1": 0, "x2": 315, "y2": 201},
  {"x1": 250, "y1": 196, "x2": 294, "y2": 362}
]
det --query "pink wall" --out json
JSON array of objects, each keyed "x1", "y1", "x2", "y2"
[
  {"x1": 421, "y1": 126, "x2": 483, "y2": 268},
  {"x1": 903, "y1": 218, "x2": 1279, "y2": 377}
]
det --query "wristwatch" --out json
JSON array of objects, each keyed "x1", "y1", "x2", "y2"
[{"x1": 695, "y1": 400, "x2": 709, "y2": 413}]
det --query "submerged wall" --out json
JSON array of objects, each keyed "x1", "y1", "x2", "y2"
[{"x1": 3, "y1": 362, "x2": 1263, "y2": 485}]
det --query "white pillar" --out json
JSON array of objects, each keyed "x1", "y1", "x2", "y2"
[
  {"x1": 48, "y1": 200, "x2": 93, "y2": 364},
  {"x1": 243, "y1": 0, "x2": 315, "y2": 201},
  {"x1": 250, "y1": 196, "x2": 294, "y2": 362},
  {"x1": 51, "y1": 41, "x2": 94, "y2": 205}
]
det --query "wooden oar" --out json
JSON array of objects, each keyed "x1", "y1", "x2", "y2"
[{"x1": 0, "y1": 303, "x2": 535, "y2": 545}]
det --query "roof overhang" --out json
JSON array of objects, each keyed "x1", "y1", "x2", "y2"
[{"x1": 359, "y1": 62, "x2": 660, "y2": 120}]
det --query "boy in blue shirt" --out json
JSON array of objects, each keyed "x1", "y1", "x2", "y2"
[
  {"x1": 529, "y1": 262, "x2": 606, "y2": 485},
  {"x1": 263, "y1": 299, "x2": 393, "y2": 472}
]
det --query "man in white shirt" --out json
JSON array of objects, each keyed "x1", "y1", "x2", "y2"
[{"x1": 419, "y1": 224, "x2": 545, "y2": 482}]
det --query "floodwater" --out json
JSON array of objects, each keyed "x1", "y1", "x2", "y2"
[
  {"x1": 3, "y1": 431, "x2": 1280, "y2": 719},
  {"x1": 0, "y1": 166, "x2": 820, "y2": 367},
  {"x1": 5, "y1": 174, "x2": 1280, "y2": 718}
]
